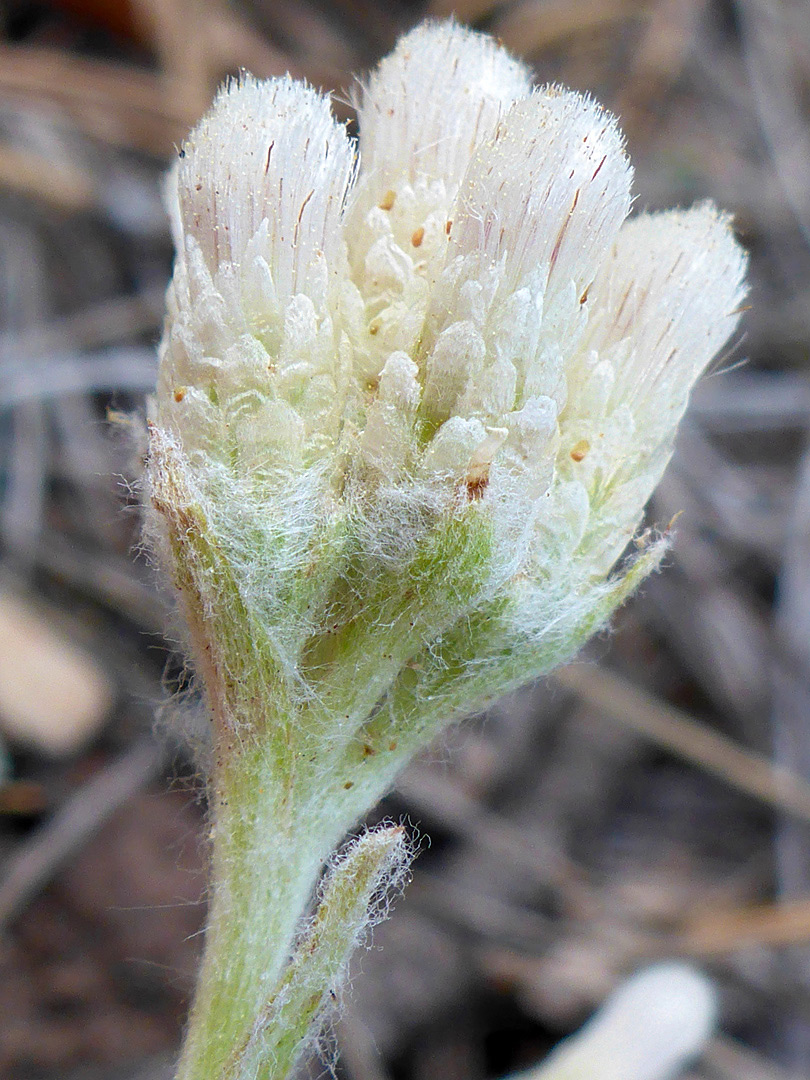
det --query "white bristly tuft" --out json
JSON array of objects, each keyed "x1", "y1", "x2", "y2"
[
  {"x1": 355, "y1": 21, "x2": 530, "y2": 203},
  {"x1": 347, "y1": 22, "x2": 531, "y2": 377},
  {"x1": 449, "y1": 88, "x2": 632, "y2": 298},
  {"x1": 157, "y1": 76, "x2": 358, "y2": 472},
  {"x1": 175, "y1": 75, "x2": 354, "y2": 294},
  {"x1": 558, "y1": 202, "x2": 749, "y2": 574},
  {"x1": 421, "y1": 86, "x2": 632, "y2": 429}
]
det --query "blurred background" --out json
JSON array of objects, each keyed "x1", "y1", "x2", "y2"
[{"x1": 0, "y1": 0, "x2": 808, "y2": 1077}]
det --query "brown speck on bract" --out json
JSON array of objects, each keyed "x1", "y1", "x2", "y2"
[
  {"x1": 379, "y1": 189, "x2": 396, "y2": 210},
  {"x1": 411, "y1": 226, "x2": 425, "y2": 247},
  {"x1": 570, "y1": 439, "x2": 590, "y2": 462}
]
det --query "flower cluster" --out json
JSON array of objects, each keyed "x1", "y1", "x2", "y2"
[
  {"x1": 152, "y1": 22, "x2": 746, "y2": 744},
  {"x1": 146, "y1": 22, "x2": 746, "y2": 1080}
]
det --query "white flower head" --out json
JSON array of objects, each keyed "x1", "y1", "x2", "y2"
[
  {"x1": 150, "y1": 20, "x2": 747, "y2": 733},
  {"x1": 148, "y1": 28, "x2": 747, "y2": 1080}
]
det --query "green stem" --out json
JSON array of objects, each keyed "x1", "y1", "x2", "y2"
[
  {"x1": 174, "y1": 733, "x2": 410, "y2": 1080},
  {"x1": 223, "y1": 827, "x2": 406, "y2": 1080},
  {"x1": 176, "y1": 758, "x2": 327, "y2": 1080}
]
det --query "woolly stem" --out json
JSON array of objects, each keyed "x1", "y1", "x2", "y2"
[
  {"x1": 176, "y1": 750, "x2": 327, "y2": 1080},
  {"x1": 224, "y1": 827, "x2": 407, "y2": 1080},
  {"x1": 176, "y1": 737, "x2": 406, "y2": 1080}
]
